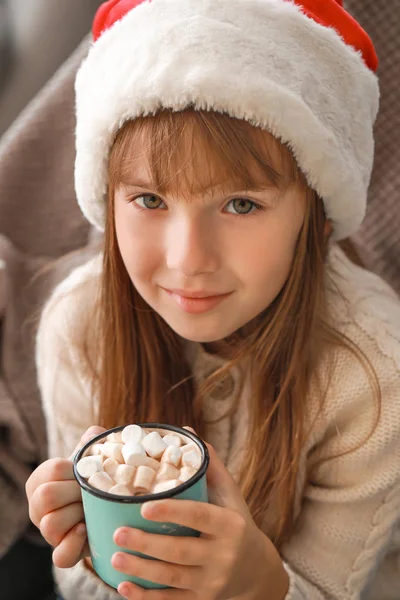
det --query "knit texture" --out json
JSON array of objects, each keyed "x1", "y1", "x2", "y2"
[{"x1": 36, "y1": 245, "x2": 400, "y2": 600}]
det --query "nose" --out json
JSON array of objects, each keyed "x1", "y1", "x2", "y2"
[{"x1": 165, "y1": 215, "x2": 219, "y2": 278}]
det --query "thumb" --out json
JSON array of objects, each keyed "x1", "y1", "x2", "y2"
[
  {"x1": 183, "y1": 427, "x2": 251, "y2": 517},
  {"x1": 70, "y1": 426, "x2": 106, "y2": 460},
  {"x1": 205, "y1": 443, "x2": 249, "y2": 515}
]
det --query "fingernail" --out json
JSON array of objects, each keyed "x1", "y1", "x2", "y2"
[
  {"x1": 183, "y1": 426, "x2": 196, "y2": 433},
  {"x1": 76, "y1": 523, "x2": 86, "y2": 535},
  {"x1": 115, "y1": 528, "x2": 128, "y2": 545},
  {"x1": 118, "y1": 583, "x2": 130, "y2": 597},
  {"x1": 141, "y1": 501, "x2": 156, "y2": 518},
  {"x1": 112, "y1": 553, "x2": 125, "y2": 568},
  {"x1": 84, "y1": 426, "x2": 104, "y2": 441}
]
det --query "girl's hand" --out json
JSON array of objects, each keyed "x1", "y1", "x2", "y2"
[
  {"x1": 111, "y1": 442, "x2": 289, "y2": 600},
  {"x1": 25, "y1": 426, "x2": 106, "y2": 568}
]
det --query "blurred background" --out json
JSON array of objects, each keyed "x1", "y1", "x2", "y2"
[
  {"x1": 0, "y1": 6, "x2": 102, "y2": 600},
  {"x1": 0, "y1": 0, "x2": 101, "y2": 137}
]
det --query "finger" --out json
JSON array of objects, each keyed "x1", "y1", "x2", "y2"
[
  {"x1": 40, "y1": 502, "x2": 84, "y2": 547},
  {"x1": 70, "y1": 425, "x2": 107, "y2": 459},
  {"x1": 112, "y1": 552, "x2": 200, "y2": 590},
  {"x1": 26, "y1": 427, "x2": 105, "y2": 500},
  {"x1": 52, "y1": 522, "x2": 89, "y2": 568},
  {"x1": 182, "y1": 434, "x2": 249, "y2": 516},
  {"x1": 205, "y1": 443, "x2": 250, "y2": 516},
  {"x1": 117, "y1": 580, "x2": 198, "y2": 600},
  {"x1": 30, "y1": 480, "x2": 81, "y2": 525},
  {"x1": 26, "y1": 458, "x2": 75, "y2": 504},
  {"x1": 141, "y1": 499, "x2": 234, "y2": 537},
  {"x1": 113, "y1": 527, "x2": 209, "y2": 566},
  {"x1": 182, "y1": 426, "x2": 196, "y2": 434}
]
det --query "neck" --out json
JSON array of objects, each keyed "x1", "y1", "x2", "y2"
[{"x1": 202, "y1": 315, "x2": 263, "y2": 360}]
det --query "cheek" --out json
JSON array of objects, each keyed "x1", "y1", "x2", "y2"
[
  {"x1": 115, "y1": 206, "x2": 161, "y2": 280},
  {"x1": 235, "y1": 217, "x2": 299, "y2": 293}
]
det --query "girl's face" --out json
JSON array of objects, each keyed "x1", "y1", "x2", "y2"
[{"x1": 114, "y1": 155, "x2": 305, "y2": 343}]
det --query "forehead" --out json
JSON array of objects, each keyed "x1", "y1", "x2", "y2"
[
  {"x1": 109, "y1": 111, "x2": 302, "y2": 198},
  {"x1": 118, "y1": 160, "x2": 281, "y2": 207}
]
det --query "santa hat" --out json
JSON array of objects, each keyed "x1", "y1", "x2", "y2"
[{"x1": 75, "y1": 0, "x2": 379, "y2": 240}]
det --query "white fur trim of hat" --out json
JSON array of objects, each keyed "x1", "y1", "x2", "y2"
[{"x1": 75, "y1": 0, "x2": 380, "y2": 240}]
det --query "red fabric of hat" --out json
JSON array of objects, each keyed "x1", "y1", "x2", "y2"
[
  {"x1": 93, "y1": 0, "x2": 377, "y2": 71},
  {"x1": 292, "y1": 0, "x2": 378, "y2": 71},
  {"x1": 93, "y1": 0, "x2": 147, "y2": 41}
]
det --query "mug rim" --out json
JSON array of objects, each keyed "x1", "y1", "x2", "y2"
[{"x1": 73, "y1": 423, "x2": 209, "y2": 503}]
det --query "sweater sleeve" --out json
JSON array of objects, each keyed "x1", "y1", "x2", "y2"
[
  {"x1": 36, "y1": 270, "x2": 97, "y2": 459},
  {"x1": 36, "y1": 260, "x2": 120, "y2": 600},
  {"x1": 280, "y1": 318, "x2": 400, "y2": 600}
]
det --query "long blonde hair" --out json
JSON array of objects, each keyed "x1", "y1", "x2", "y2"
[{"x1": 80, "y1": 109, "x2": 380, "y2": 548}]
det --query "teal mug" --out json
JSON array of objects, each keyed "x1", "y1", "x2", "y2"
[{"x1": 73, "y1": 423, "x2": 209, "y2": 590}]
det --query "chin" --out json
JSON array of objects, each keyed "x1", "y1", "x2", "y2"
[
  {"x1": 179, "y1": 331, "x2": 225, "y2": 343},
  {"x1": 166, "y1": 319, "x2": 235, "y2": 344}
]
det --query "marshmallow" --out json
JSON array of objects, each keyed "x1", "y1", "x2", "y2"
[
  {"x1": 122, "y1": 424, "x2": 144, "y2": 445},
  {"x1": 182, "y1": 450, "x2": 202, "y2": 470},
  {"x1": 81, "y1": 425, "x2": 202, "y2": 496},
  {"x1": 181, "y1": 443, "x2": 198, "y2": 455},
  {"x1": 142, "y1": 431, "x2": 167, "y2": 459},
  {"x1": 163, "y1": 434, "x2": 182, "y2": 447},
  {"x1": 76, "y1": 455, "x2": 103, "y2": 479},
  {"x1": 114, "y1": 464, "x2": 136, "y2": 487},
  {"x1": 153, "y1": 479, "x2": 180, "y2": 494},
  {"x1": 88, "y1": 471, "x2": 115, "y2": 492},
  {"x1": 126, "y1": 455, "x2": 160, "y2": 471},
  {"x1": 103, "y1": 457, "x2": 120, "y2": 479},
  {"x1": 179, "y1": 466, "x2": 197, "y2": 483},
  {"x1": 107, "y1": 431, "x2": 123, "y2": 443},
  {"x1": 89, "y1": 443, "x2": 105, "y2": 457},
  {"x1": 161, "y1": 444, "x2": 182, "y2": 468},
  {"x1": 156, "y1": 462, "x2": 180, "y2": 482},
  {"x1": 133, "y1": 465, "x2": 156, "y2": 493},
  {"x1": 109, "y1": 484, "x2": 133, "y2": 496},
  {"x1": 102, "y1": 442, "x2": 124, "y2": 463},
  {"x1": 122, "y1": 442, "x2": 146, "y2": 466}
]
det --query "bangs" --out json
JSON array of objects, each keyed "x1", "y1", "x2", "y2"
[{"x1": 108, "y1": 108, "x2": 305, "y2": 199}]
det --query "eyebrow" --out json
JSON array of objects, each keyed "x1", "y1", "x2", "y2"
[
  {"x1": 120, "y1": 179, "x2": 156, "y2": 189},
  {"x1": 119, "y1": 179, "x2": 278, "y2": 196}
]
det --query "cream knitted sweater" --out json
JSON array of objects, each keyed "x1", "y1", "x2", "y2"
[{"x1": 36, "y1": 245, "x2": 400, "y2": 600}]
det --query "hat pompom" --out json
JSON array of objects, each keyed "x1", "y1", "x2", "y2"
[{"x1": 93, "y1": 0, "x2": 147, "y2": 41}]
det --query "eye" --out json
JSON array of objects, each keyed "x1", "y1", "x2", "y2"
[
  {"x1": 132, "y1": 195, "x2": 166, "y2": 210},
  {"x1": 225, "y1": 198, "x2": 261, "y2": 216}
]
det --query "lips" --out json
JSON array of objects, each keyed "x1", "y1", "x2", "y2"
[
  {"x1": 165, "y1": 288, "x2": 228, "y2": 299},
  {"x1": 162, "y1": 288, "x2": 232, "y2": 314}
]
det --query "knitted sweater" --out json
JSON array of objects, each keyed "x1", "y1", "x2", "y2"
[{"x1": 36, "y1": 244, "x2": 400, "y2": 600}]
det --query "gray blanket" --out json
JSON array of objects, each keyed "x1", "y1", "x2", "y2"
[{"x1": 0, "y1": 38, "x2": 94, "y2": 557}]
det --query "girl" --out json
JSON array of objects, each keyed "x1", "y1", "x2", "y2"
[{"x1": 26, "y1": 0, "x2": 400, "y2": 599}]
